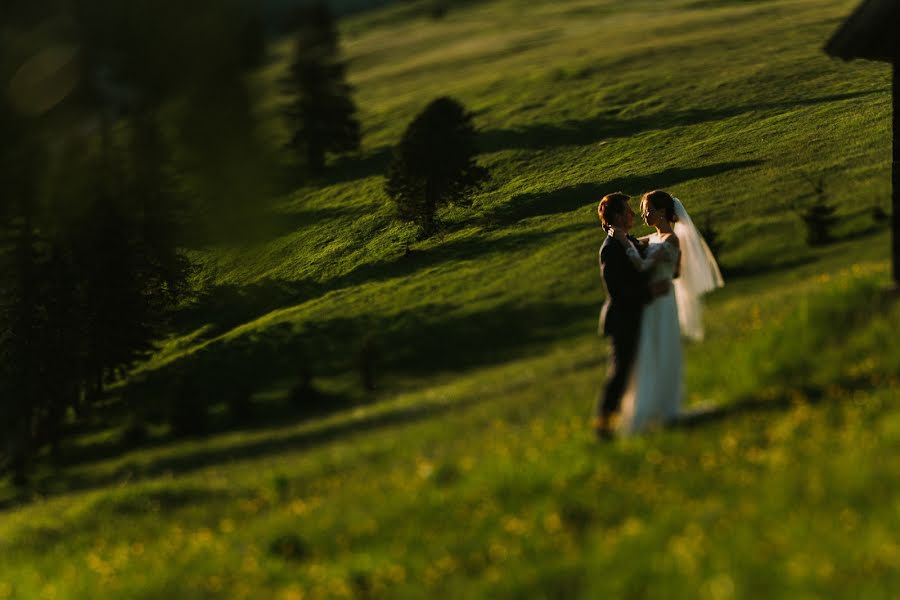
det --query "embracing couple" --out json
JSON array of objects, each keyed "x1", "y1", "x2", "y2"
[{"x1": 594, "y1": 190, "x2": 724, "y2": 439}]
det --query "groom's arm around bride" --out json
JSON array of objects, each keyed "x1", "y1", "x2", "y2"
[{"x1": 594, "y1": 192, "x2": 665, "y2": 438}]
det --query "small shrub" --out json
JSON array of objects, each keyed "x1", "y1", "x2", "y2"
[
  {"x1": 796, "y1": 176, "x2": 838, "y2": 246},
  {"x1": 802, "y1": 202, "x2": 838, "y2": 246}
]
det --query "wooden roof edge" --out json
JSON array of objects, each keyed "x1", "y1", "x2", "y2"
[{"x1": 823, "y1": 0, "x2": 898, "y2": 63}]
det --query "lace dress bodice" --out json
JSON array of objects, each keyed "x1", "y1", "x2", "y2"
[{"x1": 624, "y1": 234, "x2": 680, "y2": 284}]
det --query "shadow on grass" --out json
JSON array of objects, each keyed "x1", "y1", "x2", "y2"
[
  {"x1": 720, "y1": 255, "x2": 816, "y2": 280},
  {"x1": 490, "y1": 161, "x2": 764, "y2": 225},
  {"x1": 0, "y1": 397, "x2": 463, "y2": 511},
  {"x1": 675, "y1": 397, "x2": 800, "y2": 429},
  {"x1": 479, "y1": 90, "x2": 886, "y2": 153},
  {"x1": 632, "y1": 371, "x2": 889, "y2": 440},
  {"x1": 324, "y1": 146, "x2": 394, "y2": 185},
  {"x1": 173, "y1": 279, "x2": 320, "y2": 340},
  {"x1": 720, "y1": 212, "x2": 890, "y2": 280},
  {"x1": 0, "y1": 294, "x2": 602, "y2": 508},
  {"x1": 176, "y1": 223, "x2": 583, "y2": 341},
  {"x1": 174, "y1": 295, "x2": 598, "y2": 393},
  {"x1": 673, "y1": 379, "x2": 849, "y2": 429},
  {"x1": 188, "y1": 204, "x2": 359, "y2": 249},
  {"x1": 252, "y1": 91, "x2": 886, "y2": 189}
]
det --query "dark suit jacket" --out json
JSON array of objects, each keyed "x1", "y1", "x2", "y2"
[{"x1": 598, "y1": 234, "x2": 651, "y2": 337}]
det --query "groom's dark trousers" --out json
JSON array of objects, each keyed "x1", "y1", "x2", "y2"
[{"x1": 596, "y1": 234, "x2": 651, "y2": 419}]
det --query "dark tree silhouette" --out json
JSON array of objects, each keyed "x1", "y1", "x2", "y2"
[
  {"x1": 0, "y1": 97, "x2": 47, "y2": 483},
  {"x1": 797, "y1": 176, "x2": 838, "y2": 246},
  {"x1": 283, "y1": 2, "x2": 361, "y2": 174},
  {"x1": 128, "y1": 111, "x2": 192, "y2": 314},
  {"x1": 42, "y1": 244, "x2": 86, "y2": 449},
  {"x1": 386, "y1": 97, "x2": 489, "y2": 236},
  {"x1": 0, "y1": 194, "x2": 84, "y2": 481},
  {"x1": 0, "y1": 220, "x2": 40, "y2": 484},
  {"x1": 0, "y1": 0, "x2": 266, "y2": 481},
  {"x1": 77, "y1": 195, "x2": 155, "y2": 399}
]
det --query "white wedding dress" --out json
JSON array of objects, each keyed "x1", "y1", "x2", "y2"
[{"x1": 619, "y1": 235, "x2": 683, "y2": 434}]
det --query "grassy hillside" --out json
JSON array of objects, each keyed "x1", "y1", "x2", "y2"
[{"x1": 1, "y1": 0, "x2": 898, "y2": 597}]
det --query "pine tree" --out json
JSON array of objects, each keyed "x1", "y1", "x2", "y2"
[
  {"x1": 1, "y1": 0, "x2": 270, "y2": 479},
  {"x1": 0, "y1": 98, "x2": 44, "y2": 483},
  {"x1": 0, "y1": 218, "x2": 40, "y2": 484},
  {"x1": 129, "y1": 111, "x2": 192, "y2": 315},
  {"x1": 385, "y1": 97, "x2": 489, "y2": 237},
  {"x1": 283, "y1": 2, "x2": 361, "y2": 174},
  {"x1": 34, "y1": 242, "x2": 85, "y2": 460},
  {"x1": 89, "y1": 205, "x2": 144, "y2": 385}
]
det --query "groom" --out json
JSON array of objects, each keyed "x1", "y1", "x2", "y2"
[{"x1": 594, "y1": 192, "x2": 668, "y2": 439}]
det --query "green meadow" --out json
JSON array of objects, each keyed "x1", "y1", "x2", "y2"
[{"x1": 1, "y1": 0, "x2": 898, "y2": 597}]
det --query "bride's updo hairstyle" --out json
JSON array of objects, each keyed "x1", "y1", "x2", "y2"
[
  {"x1": 598, "y1": 192, "x2": 630, "y2": 232},
  {"x1": 643, "y1": 190, "x2": 679, "y2": 223}
]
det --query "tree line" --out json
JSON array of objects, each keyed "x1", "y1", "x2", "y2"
[{"x1": 1, "y1": 1, "x2": 489, "y2": 483}]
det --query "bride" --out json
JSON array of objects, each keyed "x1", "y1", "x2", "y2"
[{"x1": 611, "y1": 190, "x2": 723, "y2": 434}]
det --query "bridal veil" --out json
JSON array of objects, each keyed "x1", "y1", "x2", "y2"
[{"x1": 671, "y1": 197, "x2": 725, "y2": 341}]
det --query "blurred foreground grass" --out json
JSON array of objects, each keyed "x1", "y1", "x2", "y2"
[{"x1": 0, "y1": 249, "x2": 896, "y2": 599}]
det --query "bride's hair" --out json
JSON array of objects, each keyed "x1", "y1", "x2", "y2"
[
  {"x1": 643, "y1": 190, "x2": 679, "y2": 223},
  {"x1": 598, "y1": 192, "x2": 630, "y2": 231}
]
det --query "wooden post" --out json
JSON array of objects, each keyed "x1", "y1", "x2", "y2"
[{"x1": 894, "y1": 63, "x2": 899, "y2": 286}]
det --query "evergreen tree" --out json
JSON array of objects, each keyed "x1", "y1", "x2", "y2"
[
  {"x1": 798, "y1": 176, "x2": 838, "y2": 247},
  {"x1": 0, "y1": 95, "x2": 44, "y2": 483},
  {"x1": 0, "y1": 219, "x2": 40, "y2": 484},
  {"x1": 1, "y1": 0, "x2": 271, "y2": 479},
  {"x1": 385, "y1": 97, "x2": 489, "y2": 237},
  {"x1": 283, "y1": 2, "x2": 360, "y2": 174},
  {"x1": 0, "y1": 183, "x2": 83, "y2": 479},
  {"x1": 77, "y1": 192, "x2": 155, "y2": 399},
  {"x1": 128, "y1": 111, "x2": 192, "y2": 315},
  {"x1": 34, "y1": 242, "x2": 85, "y2": 458}
]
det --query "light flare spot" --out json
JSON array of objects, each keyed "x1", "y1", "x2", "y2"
[{"x1": 9, "y1": 45, "x2": 81, "y2": 116}]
